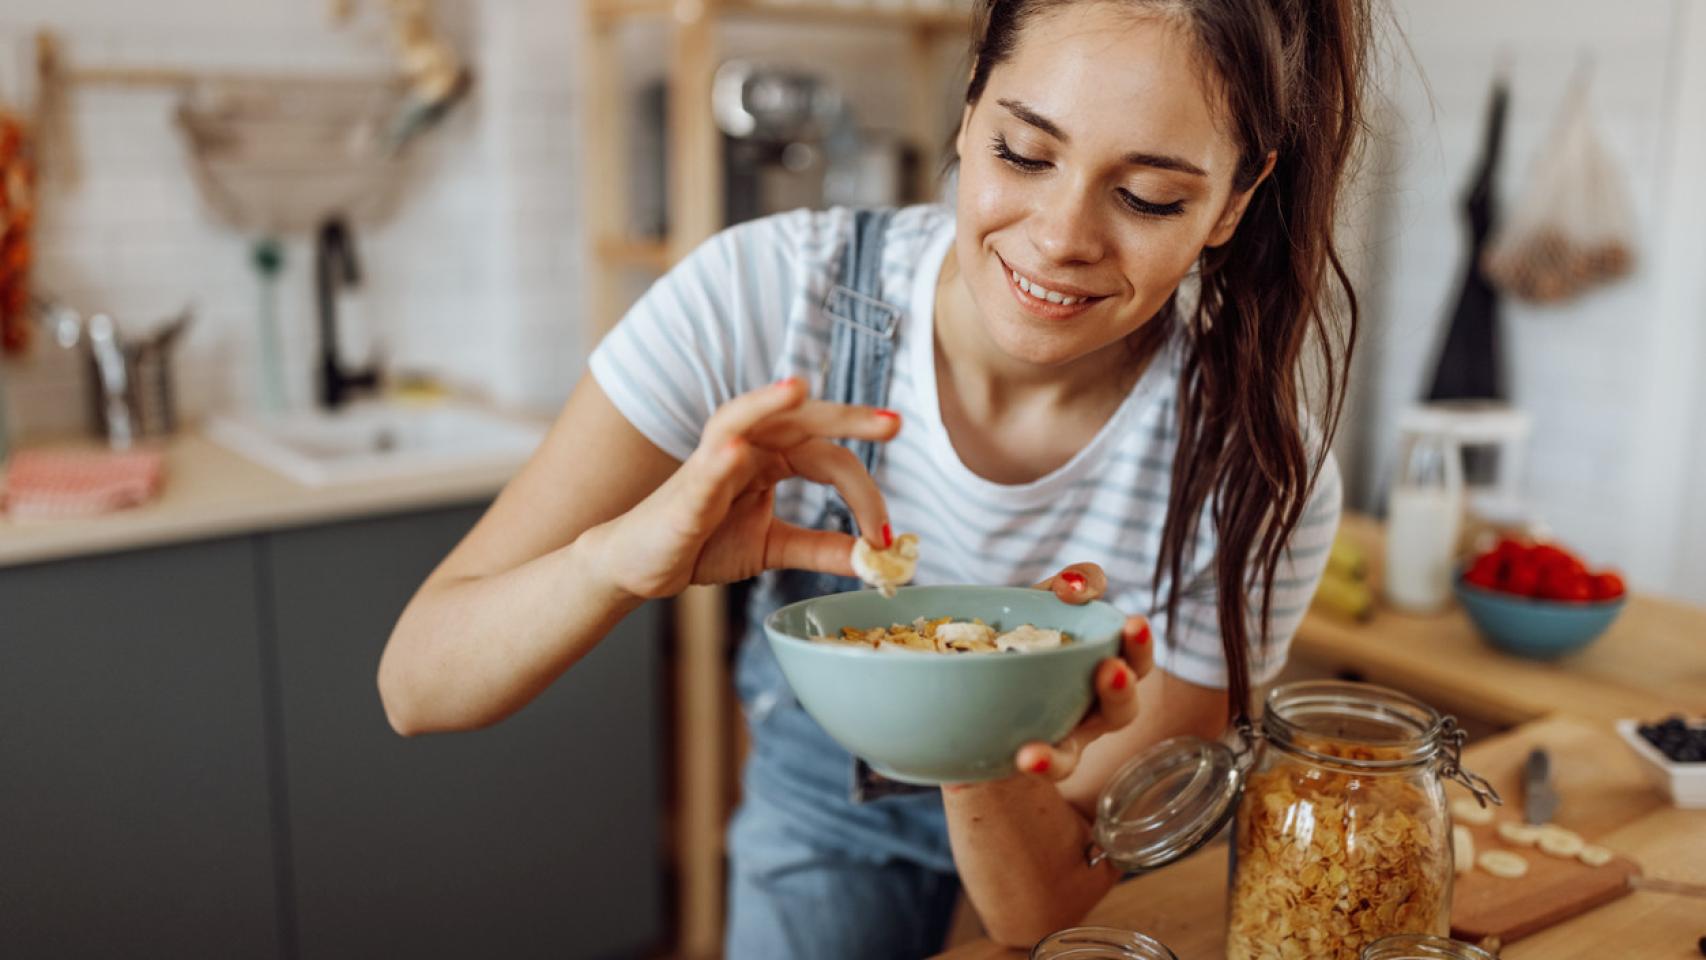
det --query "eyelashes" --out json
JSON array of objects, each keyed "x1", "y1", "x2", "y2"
[{"x1": 988, "y1": 134, "x2": 1187, "y2": 219}]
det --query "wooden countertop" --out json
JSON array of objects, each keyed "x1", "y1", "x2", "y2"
[
  {"x1": 1293, "y1": 514, "x2": 1706, "y2": 725},
  {"x1": 0, "y1": 430, "x2": 522, "y2": 568},
  {"x1": 937, "y1": 514, "x2": 1706, "y2": 958},
  {"x1": 936, "y1": 716, "x2": 1706, "y2": 959}
]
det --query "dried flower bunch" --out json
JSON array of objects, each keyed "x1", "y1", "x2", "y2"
[{"x1": 1227, "y1": 735, "x2": 1451, "y2": 960}]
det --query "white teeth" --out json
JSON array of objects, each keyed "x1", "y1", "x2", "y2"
[{"x1": 1010, "y1": 269, "x2": 1083, "y2": 306}]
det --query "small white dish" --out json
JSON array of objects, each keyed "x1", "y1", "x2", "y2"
[{"x1": 1615, "y1": 718, "x2": 1706, "y2": 809}]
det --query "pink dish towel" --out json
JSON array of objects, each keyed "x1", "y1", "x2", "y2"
[{"x1": 2, "y1": 448, "x2": 167, "y2": 521}]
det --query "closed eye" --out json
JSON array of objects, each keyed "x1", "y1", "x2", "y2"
[
  {"x1": 992, "y1": 135, "x2": 1188, "y2": 220},
  {"x1": 991, "y1": 134, "x2": 1049, "y2": 172},
  {"x1": 1118, "y1": 190, "x2": 1186, "y2": 218}
]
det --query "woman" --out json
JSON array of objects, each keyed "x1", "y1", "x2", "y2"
[{"x1": 378, "y1": 0, "x2": 1366, "y2": 954}]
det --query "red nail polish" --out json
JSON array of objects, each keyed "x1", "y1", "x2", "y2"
[
  {"x1": 874, "y1": 409, "x2": 900, "y2": 421},
  {"x1": 1111, "y1": 667, "x2": 1129, "y2": 691},
  {"x1": 1135, "y1": 624, "x2": 1151, "y2": 645},
  {"x1": 882, "y1": 523, "x2": 894, "y2": 548},
  {"x1": 1061, "y1": 571, "x2": 1086, "y2": 591},
  {"x1": 1030, "y1": 755, "x2": 1051, "y2": 775}
]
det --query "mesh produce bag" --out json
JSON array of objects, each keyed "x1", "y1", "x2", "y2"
[{"x1": 1483, "y1": 74, "x2": 1636, "y2": 304}]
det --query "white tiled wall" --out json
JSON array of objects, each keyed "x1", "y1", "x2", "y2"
[
  {"x1": 0, "y1": 0, "x2": 586, "y2": 439},
  {"x1": 1356, "y1": 0, "x2": 1706, "y2": 602}
]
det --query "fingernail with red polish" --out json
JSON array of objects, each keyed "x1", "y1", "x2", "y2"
[
  {"x1": 1061, "y1": 571, "x2": 1086, "y2": 592},
  {"x1": 874, "y1": 409, "x2": 900, "y2": 421},
  {"x1": 1111, "y1": 667, "x2": 1129, "y2": 691},
  {"x1": 1135, "y1": 624, "x2": 1151, "y2": 645},
  {"x1": 1030, "y1": 755, "x2": 1051, "y2": 775},
  {"x1": 882, "y1": 522, "x2": 894, "y2": 548}
]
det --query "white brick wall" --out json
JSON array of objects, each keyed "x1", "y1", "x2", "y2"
[
  {"x1": 0, "y1": 0, "x2": 586, "y2": 439},
  {"x1": 1358, "y1": 0, "x2": 1706, "y2": 602}
]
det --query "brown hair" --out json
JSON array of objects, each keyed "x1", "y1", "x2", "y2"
[{"x1": 956, "y1": 0, "x2": 1367, "y2": 720}]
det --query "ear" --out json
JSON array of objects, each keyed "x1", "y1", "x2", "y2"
[
  {"x1": 1205, "y1": 150, "x2": 1277, "y2": 248},
  {"x1": 954, "y1": 102, "x2": 975, "y2": 160}
]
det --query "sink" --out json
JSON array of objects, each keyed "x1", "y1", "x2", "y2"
[{"x1": 207, "y1": 401, "x2": 546, "y2": 488}]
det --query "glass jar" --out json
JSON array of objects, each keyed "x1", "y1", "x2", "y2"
[
  {"x1": 1361, "y1": 934, "x2": 1499, "y2": 960},
  {"x1": 1226, "y1": 682, "x2": 1457, "y2": 960},
  {"x1": 1031, "y1": 926, "x2": 1178, "y2": 960}
]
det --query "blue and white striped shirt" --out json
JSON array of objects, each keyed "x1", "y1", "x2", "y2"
[{"x1": 589, "y1": 204, "x2": 1342, "y2": 688}]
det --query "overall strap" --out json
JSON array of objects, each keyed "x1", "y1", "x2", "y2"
[
  {"x1": 820, "y1": 208, "x2": 904, "y2": 474},
  {"x1": 821, "y1": 209, "x2": 936, "y2": 803}
]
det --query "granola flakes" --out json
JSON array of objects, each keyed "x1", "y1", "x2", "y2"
[
  {"x1": 1226, "y1": 737, "x2": 1451, "y2": 960},
  {"x1": 810, "y1": 617, "x2": 1069, "y2": 654}
]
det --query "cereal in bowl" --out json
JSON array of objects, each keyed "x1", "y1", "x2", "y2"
[{"x1": 812, "y1": 617, "x2": 1069, "y2": 654}]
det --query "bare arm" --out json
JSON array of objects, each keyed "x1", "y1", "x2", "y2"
[
  {"x1": 945, "y1": 668, "x2": 1227, "y2": 946},
  {"x1": 378, "y1": 375, "x2": 900, "y2": 734},
  {"x1": 377, "y1": 377, "x2": 684, "y2": 734}
]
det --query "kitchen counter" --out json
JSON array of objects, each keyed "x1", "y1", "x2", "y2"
[
  {"x1": 0, "y1": 431, "x2": 525, "y2": 569},
  {"x1": 935, "y1": 715, "x2": 1706, "y2": 959},
  {"x1": 1294, "y1": 514, "x2": 1706, "y2": 725}
]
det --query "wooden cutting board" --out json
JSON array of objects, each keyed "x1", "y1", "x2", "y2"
[
  {"x1": 1444, "y1": 720, "x2": 1658, "y2": 946},
  {"x1": 1449, "y1": 816, "x2": 1641, "y2": 943}
]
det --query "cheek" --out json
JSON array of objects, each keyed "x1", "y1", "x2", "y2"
[{"x1": 957, "y1": 158, "x2": 1026, "y2": 232}]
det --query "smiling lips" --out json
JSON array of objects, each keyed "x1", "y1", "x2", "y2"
[{"x1": 1001, "y1": 258, "x2": 1105, "y2": 320}]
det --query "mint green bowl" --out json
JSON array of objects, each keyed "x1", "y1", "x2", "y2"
[{"x1": 764, "y1": 585, "x2": 1124, "y2": 784}]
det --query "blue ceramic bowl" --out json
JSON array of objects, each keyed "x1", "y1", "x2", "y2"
[
  {"x1": 764, "y1": 585, "x2": 1125, "y2": 784},
  {"x1": 1453, "y1": 575, "x2": 1625, "y2": 659}
]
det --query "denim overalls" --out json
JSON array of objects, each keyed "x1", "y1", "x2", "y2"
[{"x1": 724, "y1": 210, "x2": 963, "y2": 959}]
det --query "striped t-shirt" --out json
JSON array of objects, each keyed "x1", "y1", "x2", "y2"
[{"x1": 588, "y1": 204, "x2": 1342, "y2": 688}]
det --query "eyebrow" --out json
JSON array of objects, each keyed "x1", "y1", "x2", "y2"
[{"x1": 996, "y1": 97, "x2": 1209, "y2": 178}]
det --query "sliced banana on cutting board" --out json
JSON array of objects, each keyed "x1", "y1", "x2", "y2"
[
  {"x1": 1453, "y1": 825, "x2": 1476, "y2": 876},
  {"x1": 1477, "y1": 849, "x2": 1531, "y2": 879},
  {"x1": 1451, "y1": 798, "x2": 1496, "y2": 826},
  {"x1": 1496, "y1": 821, "x2": 1542, "y2": 847}
]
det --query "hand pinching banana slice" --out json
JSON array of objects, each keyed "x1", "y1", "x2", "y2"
[
  {"x1": 1477, "y1": 850, "x2": 1530, "y2": 879},
  {"x1": 852, "y1": 532, "x2": 919, "y2": 598}
]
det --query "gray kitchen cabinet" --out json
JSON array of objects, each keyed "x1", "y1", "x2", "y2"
[
  {"x1": 263, "y1": 504, "x2": 665, "y2": 960},
  {"x1": 0, "y1": 536, "x2": 283, "y2": 959},
  {"x1": 1, "y1": 502, "x2": 666, "y2": 960}
]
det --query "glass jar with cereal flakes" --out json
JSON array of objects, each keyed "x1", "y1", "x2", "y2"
[
  {"x1": 1079, "y1": 681, "x2": 1499, "y2": 960},
  {"x1": 1226, "y1": 682, "x2": 1496, "y2": 960}
]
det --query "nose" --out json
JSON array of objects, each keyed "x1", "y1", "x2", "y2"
[{"x1": 1027, "y1": 178, "x2": 1107, "y2": 266}]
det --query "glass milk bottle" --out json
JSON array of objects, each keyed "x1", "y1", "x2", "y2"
[{"x1": 1384, "y1": 407, "x2": 1466, "y2": 613}]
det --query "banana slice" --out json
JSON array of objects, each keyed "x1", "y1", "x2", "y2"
[
  {"x1": 1537, "y1": 826, "x2": 1585, "y2": 858},
  {"x1": 1453, "y1": 825, "x2": 1476, "y2": 876},
  {"x1": 1451, "y1": 798, "x2": 1496, "y2": 826},
  {"x1": 1478, "y1": 850, "x2": 1530, "y2": 879},
  {"x1": 1578, "y1": 844, "x2": 1614, "y2": 867},
  {"x1": 851, "y1": 532, "x2": 920, "y2": 598},
  {"x1": 1496, "y1": 822, "x2": 1542, "y2": 847}
]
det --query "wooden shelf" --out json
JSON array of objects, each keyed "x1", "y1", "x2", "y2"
[
  {"x1": 591, "y1": 0, "x2": 972, "y2": 31},
  {"x1": 580, "y1": 4, "x2": 962, "y2": 954},
  {"x1": 595, "y1": 236, "x2": 674, "y2": 271}
]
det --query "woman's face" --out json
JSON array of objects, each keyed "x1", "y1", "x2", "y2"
[{"x1": 952, "y1": 4, "x2": 1265, "y2": 369}]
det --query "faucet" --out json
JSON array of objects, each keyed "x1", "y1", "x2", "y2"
[{"x1": 316, "y1": 216, "x2": 379, "y2": 409}]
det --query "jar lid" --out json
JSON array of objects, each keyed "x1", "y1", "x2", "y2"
[
  {"x1": 1091, "y1": 734, "x2": 1243, "y2": 873},
  {"x1": 1031, "y1": 926, "x2": 1178, "y2": 960}
]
